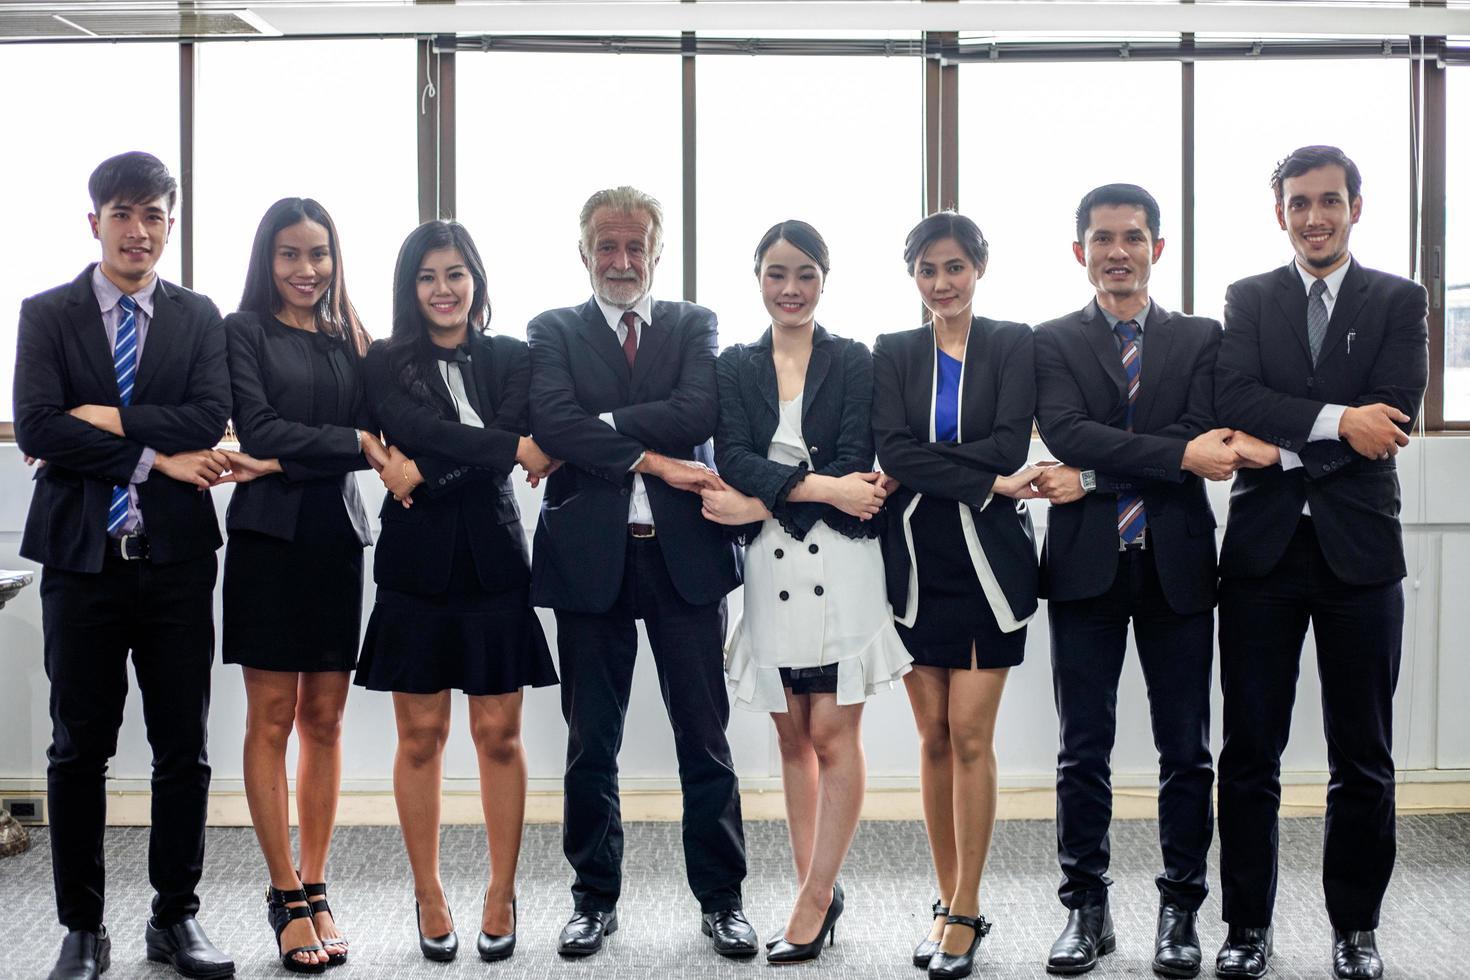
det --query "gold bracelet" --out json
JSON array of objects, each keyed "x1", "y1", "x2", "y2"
[{"x1": 402, "y1": 461, "x2": 412, "y2": 485}]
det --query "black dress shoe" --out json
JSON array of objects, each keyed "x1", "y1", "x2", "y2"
[
  {"x1": 1046, "y1": 902, "x2": 1115, "y2": 975},
  {"x1": 702, "y1": 908, "x2": 758, "y2": 957},
  {"x1": 144, "y1": 917, "x2": 235, "y2": 979},
  {"x1": 912, "y1": 900, "x2": 950, "y2": 968},
  {"x1": 49, "y1": 928, "x2": 110, "y2": 980},
  {"x1": 477, "y1": 897, "x2": 516, "y2": 962},
  {"x1": 416, "y1": 901, "x2": 459, "y2": 962},
  {"x1": 1214, "y1": 925, "x2": 1271, "y2": 979},
  {"x1": 767, "y1": 886, "x2": 844, "y2": 964},
  {"x1": 558, "y1": 910, "x2": 617, "y2": 957},
  {"x1": 1333, "y1": 929, "x2": 1383, "y2": 979},
  {"x1": 1153, "y1": 904, "x2": 1202, "y2": 978},
  {"x1": 927, "y1": 913, "x2": 991, "y2": 979}
]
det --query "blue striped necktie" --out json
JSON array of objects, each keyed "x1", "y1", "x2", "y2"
[
  {"x1": 106, "y1": 294, "x2": 138, "y2": 536},
  {"x1": 1115, "y1": 318, "x2": 1147, "y2": 544}
]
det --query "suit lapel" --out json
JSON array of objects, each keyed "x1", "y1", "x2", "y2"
[
  {"x1": 750, "y1": 329, "x2": 779, "y2": 421},
  {"x1": 1081, "y1": 301, "x2": 1128, "y2": 402},
  {"x1": 67, "y1": 269, "x2": 118, "y2": 400},
  {"x1": 1319, "y1": 260, "x2": 1369, "y2": 363},
  {"x1": 631, "y1": 304, "x2": 671, "y2": 393},
  {"x1": 135, "y1": 280, "x2": 183, "y2": 401},
  {"x1": 1132, "y1": 304, "x2": 1174, "y2": 433},
  {"x1": 1270, "y1": 262, "x2": 1314, "y2": 363},
  {"x1": 801, "y1": 333, "x2": 833, "y2": 428},
  {"x1": 577, "y1": 297, "x2": 632, "y2": 392},
  {"x1": 957, "y1": 317, "x2": 988, "y2": 440}
]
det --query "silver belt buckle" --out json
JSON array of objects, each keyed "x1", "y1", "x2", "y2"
[{"x1": 118, "y1": 533, "x2": 145, "y2": 560}]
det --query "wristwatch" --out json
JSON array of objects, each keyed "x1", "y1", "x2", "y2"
[{"x1": 1079, "y1": 470, "x2": 1097, "y2": 493}]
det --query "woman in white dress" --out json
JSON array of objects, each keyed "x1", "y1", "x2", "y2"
[{"x1": 701, "y1": 220, "x2": 912, "y2": 964}]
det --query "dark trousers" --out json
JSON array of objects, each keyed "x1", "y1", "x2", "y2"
[
  {"x1": 1218, "y1": 519, "x2": 1401, "y2": 931},
  {"x1": 553, "y1": 535, "x2": 746, "y2": 914},
  {"x1": 41, "y1": 553, "x2": 218, "y2": 932},
  {"x1": 1049, "y1": 547, "x2": 1215, "y2": 912}
]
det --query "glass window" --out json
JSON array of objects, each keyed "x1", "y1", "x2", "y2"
[
  {"x1": 958, "y1": 62, "x2": 1183, "y2": 327},
  {"x1": 1446, "y1": 67, "x2": 1470, "y2": 423},
  {"x1": 456, "y1": 52, "x2": 683, "y2": 340},
  {"x1": 695, "y1": 56, "x2": 922, "y2": 348},
  {"x1": 1, "y1": 43, "x2": 181, "y2": 424},
  {"x1": 1194, "y1": 59, "x2": 1412, "y2": 326},
  {"x1": 192, "y1": 39, "x2": 417, "y2": 342}
]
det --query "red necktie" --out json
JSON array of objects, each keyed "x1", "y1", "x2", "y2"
[{"x1": 621, "y1": 310, "x2": 639, "y2": 369}]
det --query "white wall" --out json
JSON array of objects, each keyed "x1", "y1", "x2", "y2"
[{"x1": 1, "y1": 435, "x2": 1467, "y2": 795}]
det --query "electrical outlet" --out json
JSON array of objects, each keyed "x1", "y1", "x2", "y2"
[{"x1": 2, "y1": 797, "x2": 45, "y2": 824}]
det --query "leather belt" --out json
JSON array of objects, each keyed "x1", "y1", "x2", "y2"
[
  {"x1": 628, "y1": 523, "x2": 656, "y2": 539},
  {"x1": 107, "y1": 532, "x2": 151, "y2": 561}
]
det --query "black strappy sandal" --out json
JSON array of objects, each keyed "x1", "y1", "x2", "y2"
[
  {"x1": 300, "y1": 880, "x2": 348, "y2": 967},
  {"x1": 266, "y1": 885, "x2": 327, "y2": 974}
]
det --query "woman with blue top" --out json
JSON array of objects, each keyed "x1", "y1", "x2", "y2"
[
  {"x1": 871, "y1": 212, "x2": 1043, "y2": 980},
  {"x1": 701, "y1": 220, "x2": 911, "y2": 964}
]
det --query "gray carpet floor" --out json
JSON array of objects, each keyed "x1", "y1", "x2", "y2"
[{"x1": 1, "y1": 816, "x2": 1466, "y2": 979}]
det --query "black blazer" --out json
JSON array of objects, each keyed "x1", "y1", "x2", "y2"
[
  {"x1": 361, "y1": 333, "x2": 531, "y2": 597},
  {"x1": 223, "y1": 312, "x2": 372, "y2": 546},
  {"x1": 527, "y1": 297, "x2": 741, "y2": 613},
  {"x1": 13, "y1": 265, "x2": 230, "y2": 572},
  {"x1": 871, "y1": 318, "x2": 1039, "y2": 627},
  {"x1": 1214, "y1": 260, "x2": 1428, "y2": 585},
  {"x1": 714, "y1": 324, "x2": 878, "y2": 544},
  {"x1": 1034, "y1": 300, "x2": 1220, "y2": 615}
]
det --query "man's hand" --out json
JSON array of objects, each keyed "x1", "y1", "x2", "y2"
[
  {"x1": 993, "y1": 464, "x2": 1045, "y2": 500},
  {"x1": 211, "y1": 450, "x2": 282, "y2": 486},
  {"x1": 1225, "y1": 431, "x2": 1281, "y2": 469},
  {"x1": 516, "y1": 436, "x2": 560, "y2": 488},
  {"x1": 68, "y1": 404, "x2": 124, "y2": 436},
  {"x1": 361, "y1": 430, "x2": 391, "y2": 472},
  {"x1": 153, "y1": 449, "x2": 228, "y2": 489},
  {"x1": 637, "y1": 452, "x2": 727, "y2": 494},
  {"x1": 1181, "y1": 427, "x2": 1240, "y2": 481},
  {"x1": 380, "y1": 444, "x2": 420, "y2": 507},
  {"x1": 699, "y1": 486, "x2": 772, "y2": 525},
  {"x1": 1035, "y1": 464, "x2": 1086, "y2": 505},
  {"x1": 1339, "y1": 403, "x2": 1411, "y2": 459}
]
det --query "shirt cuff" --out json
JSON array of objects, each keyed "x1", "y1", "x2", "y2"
[
  {"x1": 599, "y1": 411, "x2": 617, "y2": 430},
  {"x1": 1309, "y1": 404, "x2": 1348, "y2": 443},
  {"x1": 1279, "y1": 448, "x2": 1304, "y2": 471},
  {"x1": 980, "y1": 490, "x2": 995, "y2": 510},
  {"x1": 630, "y1": 451, "x2": 646, "y2": 474},
  {"x1": 131, "y1": 447, "x2": 157, "y2": 484}
]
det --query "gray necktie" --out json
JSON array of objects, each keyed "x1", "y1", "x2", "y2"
[{"x1": 1307, "y1": 277, "x2": 1328, "y2": 365}]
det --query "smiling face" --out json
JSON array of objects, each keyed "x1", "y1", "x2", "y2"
[
  {"x1": 416, "y1": 246, "x2": 474, "y2": 344},
  {"x1": 1073, "y1": 203, "x2": 1164, "y2": 303},
  {"x1": 913, "y1": 236, "x2": 983, "y2": 321},
  {"x1": 90, "y1": 196, "x2": 173, "y2": 289},
  {"x1": 270, "y1": 219, "x2": 333, "y2": 320},
  {"x1": 1276, "y1": 163, "x2": 1360, "y2": 276},
  {"x1": 758, "y1": 238, "x2": 823, "y2": 330},
  {"x1": 582, "y1": 206, "x2": 658, "y2": 309}
]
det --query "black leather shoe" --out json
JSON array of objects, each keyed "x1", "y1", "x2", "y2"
[
  {"x1": 1214, "y1": 925, "x2": 1271, "y2": 978},
  {"x1": 927, "y1": 913, "x2": 991, "y2": 979},
  {"x1": 558, "y1": 910, "x2": 617, "y2": 957},
  {"x1": 1045, "y1": 903, "x2": 1115, "y2": 975},
  {"x1": 912, "y1": 900, "x2": 950, "y2": 968},
  {"x1": 416, "y1": 901, "x2": 458, "y2": 962},
  {"x1": 49, "y1": 928, "x2": 110, "y2": 980},
  {"x1": 702, "y1": 908, "x2": 758, "y2": 957},
  {"x1": 477, "y1": 897, "x2": 516, "y2": 962},
  {"x1": 767, "y1": 886, "x2": 844, "y2": 964},
  {"x1": 144, "y1": 917, "x2": 235, "y2": 979},
  {"x1": 1153, "y1": 904, "x2": 1202, "y2": 978},
  {"x1": 1332, "y1": 929, "x2": 1383, "y2": 980}
]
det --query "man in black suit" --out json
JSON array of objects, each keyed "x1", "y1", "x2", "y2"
[
  {"x1": 13, "y1": 152, "x2": 235, "y2": 980},
  {"x1": 1033, "y1": 184, "x2": 1239, "y2": 978},
  {"x1": 1212, "y1": 146, "x2": 1428, "y2": 980},
  {"x1": 527, "y1": 186, "x2": 753, "y2": 959}
]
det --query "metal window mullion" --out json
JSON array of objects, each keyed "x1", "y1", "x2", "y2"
[{"x1": 179, "y1": 41, "x2": 196, "y2": 289}]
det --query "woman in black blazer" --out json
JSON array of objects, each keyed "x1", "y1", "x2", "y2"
[
  {"x1": 871, "y1": 212, "x2": 1042, "y2": 979},
  {"x1": 355, "y1": 220, "x2": 557, "y2": 964},
  {"x1": 215, "y1": 197, "x2": 384, "y2": 971}
]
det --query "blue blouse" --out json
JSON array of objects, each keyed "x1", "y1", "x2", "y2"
[{"x1": 935, "y1": 349, "x2": 962, "y2": 441}]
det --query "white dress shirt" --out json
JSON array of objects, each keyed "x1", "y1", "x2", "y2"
[
  {"x1": 1278, "y1": 257, "x2": 1353, "y2": 515},
  {"x1": 594, "y1": 293, "x2": 656, "y2": 526}
]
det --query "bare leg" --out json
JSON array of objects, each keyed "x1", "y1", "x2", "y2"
[
  {"x1": 392, "y1": 691, "x2": 453, "y2": 938},
  {"x1": 468, "y1": 691, "x2": 526, "y2": 936},
  {"x1": 770, "y1": 691, "x2": 819, "y2": 883},
  {"x1": 906, "y1": 665, "x2": 956, "y2": 945},
  {"x1": 295, "y1": 671, "x2": 351, "y2": 957}
]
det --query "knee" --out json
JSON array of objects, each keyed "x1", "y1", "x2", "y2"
[
  {"x1": 774, "y1": 727, "x2": 813, "y2": 762},
  {"x1": 470, "y1": 717, "x2": 523, "y2": 767},
  {"x1": 808, "y1": 725, "x2": 859, "y2": 767},
  {"x1": 915, "y1": 721, "x2": 952, "y2": 764},
  {"x1": 295, "y1": 703, "x2": 344, "y2": 748},
  {"x1": 948, "y1": 725, "x2": 995, "y2": 767},
  {"x1": 397, "y1": 722, "x2": 450, "y2": 767}
]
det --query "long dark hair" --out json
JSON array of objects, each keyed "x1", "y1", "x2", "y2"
[
  {"x1": 387, "y1": 220, "x2": 492, "y2": 404},
  {"x1": 239, "y1": 197, "x2": 367, "y2": 354}
]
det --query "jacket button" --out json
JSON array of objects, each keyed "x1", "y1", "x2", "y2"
[
  {"x1": 620, "y1": 488, "x2": 629, "y2": 496},
  {"x1": 774, "y1": 548, "x2": 784, "y2": 558},
  {"x1": 438, "y1": 478, "x2": 447, "y2": 486},
  {"x1": 814, "y1": 585, "x2": 824, "y2": 596},
  {"x1": 808, "y1": 543, "x2": 819, "y2": 554},
  {"x1": 779, "y1": 590, "x2": 790, "y2": 601},
  {"x1": 810, "y1": 446, "x2": 818, "y2": 454}
]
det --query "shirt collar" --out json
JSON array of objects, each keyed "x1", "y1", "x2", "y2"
[
  {"x1": 1099, "y1": 299, "x2": 1150, "y2": 333},
  {"x1": 595, "y1": 292, "x2": 654, "y2": 333},
  {"x1": 1294, "y1": 255, "x2": 1352, "y2": 301},
  {"x1": 91, "y1": 264, "x2": 159, "y2": 319}
]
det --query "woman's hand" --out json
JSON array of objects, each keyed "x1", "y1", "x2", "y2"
[
  {"x1": 993, "y1": 464, "x2": 1046, "y2": 500},
  {"x1": 699, "y1": 486, "x2": 772, "y2": 526},
  {"x1": 381, "y1": 444, "x2": 421, "y2": 507},
  {"x1": 878, "y1": 472, "x2": 900, "y2": 496},
  {"x1": 824, "y1": 471, "x2": 888, "y2": 520},
  {"x1": 516, "y1": 436, "x2": 560, "y2": 488},
  {"x1": 211, "y1": 450, "x2": 282, "y2": 486}
]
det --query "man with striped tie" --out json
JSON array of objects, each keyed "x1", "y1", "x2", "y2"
[
  {"x1": 1033, "y1": 184, "x2": 1239, "y2": 978},
  {"x1": 13, "y1": 152, "x2": 235, "y2": 980}
]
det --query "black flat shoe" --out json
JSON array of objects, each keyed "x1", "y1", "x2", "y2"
[
  {"x1": 1214, "y1": 925, "x2": 1271, "y2": 979},
  {"x1": 144, "y1": 916, "x2": 236, "y2": 979},
  {"x1": 299, "y1": 879, "x2": 347, "y2": 967},
  {"x1": 266, "y1": 887, "x2": 326, "y2": 975},
  {"x1": 913, "y1": 900, "x2": 950, "y2": 968},
  {"x1": 1333, "y1": 929, "x2": 1383, "y2": 980},
  {"x1": 767, "y1": 886, "x2": 844, "y2": 965},
  {"x1": 1046, "y1": 902, "x2": 1114, "y2": 975},
  {"x1": 477, "y1": 897, "x2": 517, "y2": 962},
  {"x1": 1154, "y1": 904, "x2": 1202, "y2": 978},
  {"x1": 558, "y1": 910, "x2": 617, "y2": 957},
  {"x1": 416, "y1": 900, "x2": 458, "y2": 962},
  {"x1": 702, "y1": 908, "x2": 758, "y2": 957},
  {"x1": 927, "y1": 913, "x2": 991, "y2": 979},
  {"x1": 48, "y1": 928, "x2": 110, "y2": 980}
]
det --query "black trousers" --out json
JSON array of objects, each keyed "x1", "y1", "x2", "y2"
[
  {"x1": 554, "y1": 535, "x2": 746, "y2": 914},
  {"x1": 1049, "y1": 547, "x2": 1215, "y2": 912},
  {"x1": 1218, "y1": 519, "x2": 1401, "y2": 931},
  {"x1": 40, "y1": 553, "x2": 218, "y2": 932}
]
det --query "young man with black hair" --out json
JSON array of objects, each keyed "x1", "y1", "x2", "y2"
[{"x1": 13, "y1": 151, "x2": 235, "y2": 980}]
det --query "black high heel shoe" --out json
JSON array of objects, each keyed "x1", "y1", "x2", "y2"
[
  {"x1": 913, "y1": 899, "x2": 951, "y2": 968},
  {"x1": 927, "y1": 913, "x2": 991, "y2": 980},
  {"x1": 267, "y1": 886, "x2": 327, "y2": 974},
  {"x1": 766, "y1": 885, "x2": 845, "y2": 964},
  {"x1": 477, "y1": 896, "x2": 517, "y2": 962},
  {"x1": 416, "y1": 900, "x2": 459, "y2": 962},
  {"x1": 299, "y1": 879, "x2": 347, "y2": 967}
]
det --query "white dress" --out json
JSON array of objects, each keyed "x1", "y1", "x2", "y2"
[{"x1": 724, "y1": 395, "x2": 912, "y2": 712}]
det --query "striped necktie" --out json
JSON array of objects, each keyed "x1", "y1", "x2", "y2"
[
  {"x1": 1307, "y1": 277, "x2": 1329, "y2": 365},
  {"x1": 1115, "y1": 318, "x2": 1147, "y2": 544},
  {"x1": 106, "y1": 294, "x2": 138, "y2": 536}
]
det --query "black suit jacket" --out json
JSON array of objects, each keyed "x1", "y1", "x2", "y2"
[
  {"x1": 527, "y1": 297, "x2": 741, "y2": 613},
  {"x1": 223, "y1": 311, "x2": 372, "y2": 546},
  {"x1": 1214, "y1": 260, "x2": 1428, "y2": 585},
  {"x1": 1034, "y1": 300, "x2": 1220, "y2": 615},
  {"x1": 13, "y1": 265, "x2": 230, "y2": 572},
  {"x1": 713, "y1": 324, "x2": 878, "y2": 544},
  {"x1": 361, "y1": 334, "x2": 531, "y2": 597},
  {"x1": 871, "y1": 318, "x2": 1039, "y2": 626}
]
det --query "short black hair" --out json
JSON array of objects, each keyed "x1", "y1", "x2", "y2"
[
  {"x1": 754, "y1": 219, "x2": 830, "y2": 276},
  {"x1": 903, "y1": 211, "x2": 989, "y2": 276},
  {"x1": 1074, "y1": 183, "x2": 1160, "y2": 245},
  {"x1": 1271, "y1": 145, "x2": 1361, "y2": 203},
  {"x1": 87, "y1": 151, "x2": 177, "y2": 214}
]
